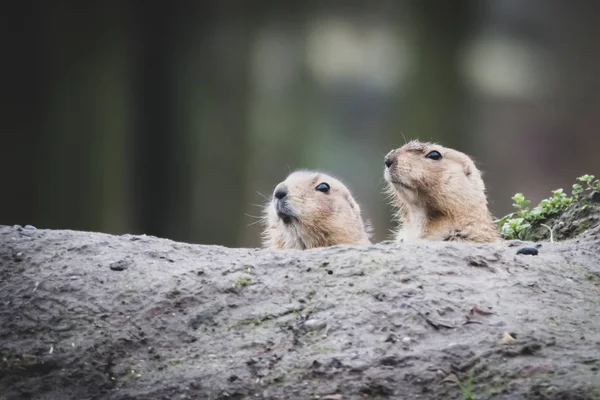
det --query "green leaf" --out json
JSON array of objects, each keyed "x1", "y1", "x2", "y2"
[
  {"x1": 496, "y1": 215, "x2": 511, "y2": 227},
  {"x1": 577, "y1": 174, "x2": 594, "y2": 183},
  {"x1": 500, "y1": 223, "x2": 516, "y2": 239},
  {"x1": 511, "y1": 193, "x2": 530, "y2": 209},
  {"x1": 512, "y1": 193, "x2": 525, "y2": 203}
]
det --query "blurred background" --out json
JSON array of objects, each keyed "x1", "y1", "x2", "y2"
[{"x1": 2, "y1": 0, "x2": 599, "y2": 248}]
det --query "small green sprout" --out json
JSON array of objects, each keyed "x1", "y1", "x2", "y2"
[
  {"x1": 235, "y1": 276, "x2": 252, "y2": 287},
  {"x1": 512, "y1": 193, "x2": 531, "y2": 215},
  {"x1": 456, "y1": 366, "x2": 476, "y2": 400},
  {"x1": 540, "y1": 223, "x2": 554, "y2": 243}
]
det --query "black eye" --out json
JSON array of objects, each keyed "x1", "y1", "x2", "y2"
[
  {"x1": 315, "y1": 182, "x2": 330, "y2": 193},
  {"x1": 425, "y1": 151, "x2": 442, "y2": 160}
]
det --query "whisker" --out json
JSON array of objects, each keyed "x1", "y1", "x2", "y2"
[
  {"x1": 256, "y1": 191, "x2": 268, "y2": 200},
  {"x1": 247, "y1": 219, "x2": 264, "y2": 227},
  {"x1": 400, "y1": 131, "x2": 408, "y2": 145},
  {"x1": 245, "y1": 213, "x2": 262, "y2": 219}
]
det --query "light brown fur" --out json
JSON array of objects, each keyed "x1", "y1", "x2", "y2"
[
  {"x1": 262, "y1": 170, "x2": 371, "y2": 249},
  {"x1": 384, "y1": 140, "x2": 500, "y2": 243}
]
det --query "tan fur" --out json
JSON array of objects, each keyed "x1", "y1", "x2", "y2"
[
  {"x1": 383, "y1": 140, "x2": 500, "y2": 243},
  {"x1": 262, "y1": 170, "x2": 372, "y2": 249}
]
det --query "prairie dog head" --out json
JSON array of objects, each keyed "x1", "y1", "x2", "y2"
[
  {"x1": 262, "y1": 170, "x2": 371, "y2": 249},
  {"x1": 384, "y1": 140, "x2": 488, "y2": 216}
]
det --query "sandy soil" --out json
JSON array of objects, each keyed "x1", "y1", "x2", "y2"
[{"x1": 1, "y1": 212, "x2": 600, "y2": 399}]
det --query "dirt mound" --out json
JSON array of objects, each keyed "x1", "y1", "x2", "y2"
[{"x1": 1, "y1": 225, "x2": 599, "y2": 400}]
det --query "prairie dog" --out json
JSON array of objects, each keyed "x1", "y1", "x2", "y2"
[
  {"x1": 262, "y1": 170, "x2": 371, "y2": 249},
  {"x1": 384, "y1": 140, "x2": 499, "y2": 243}
]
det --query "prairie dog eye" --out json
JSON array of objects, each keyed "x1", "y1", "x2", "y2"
[
  {"x1": 315, "y1": 182, "x2": 330, "y2": 193},
  {"x1": 425, "y1": 151, "x2": 442, "y2": 160}
]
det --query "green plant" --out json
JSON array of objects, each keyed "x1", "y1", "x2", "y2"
[
  {"x1": 573, "y1": 174, "x2": 600, "y2": 197},
  {"x1": 497, "y1": 174, "x2": 599, "y2": 240},
  {"x1": 456, "y1": 366, "x2": 476, "y2": 400},
  {"x1": 235, "y1": 276, "x2": 252, "y2": 288}
]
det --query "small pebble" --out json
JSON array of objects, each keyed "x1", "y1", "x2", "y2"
[
  {"x1": 501, "y1": 332, "x2": 516, "y2": 344},
  {"x1": 516, "y1": 247, "x2": 538, "y2": 256},
  {"x1": 24, "y1": 225, "x2": 37, "y2": 230},
  {"x1": 304, "y1": 319, "x2": 327, "y2": 330},
  {"x1": 384, "y1": 334, "x2": 397, "y2": 343},
  {"x1": 402, "y1": 337, "x2": 411, "y2": 343},
  {"x1": 109, "y1": 259, "x2": 131, "y2": 271}
]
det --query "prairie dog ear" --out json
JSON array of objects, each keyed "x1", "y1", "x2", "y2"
[{"x1": 464, "y1": 163, "x2": 472, "y2": 177}]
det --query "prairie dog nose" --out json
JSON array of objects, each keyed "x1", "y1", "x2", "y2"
[
  {"x1": 274, "y1": 184, "x2": 288, "y2": 200},
  {"x1": 384, "y1": 155, "x2": 395, "y2": 168}
]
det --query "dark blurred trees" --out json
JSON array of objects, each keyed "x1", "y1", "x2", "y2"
[
  {"x1": 1, "y1": 1, "x2": 46, "y2": 230},
  {"x1": 2, "y1": 2, "x2": 132, "y2": 233},
  {"x1": 403, "y1": 0, "x2": 475, "y2": 150},
  {"x1": 2, "y1": 1, "x2": 255, "y2": 246},
  {"x1": 1, "y1": 0, "x2": 599, "y2": 247},
  {"x1": 129, "y1": 1, "x2": 180, "y2": 240}
]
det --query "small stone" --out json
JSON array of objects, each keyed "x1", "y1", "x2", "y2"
[
  {"x1": 24, "y1": 225, "x2": 37, "y2": 230},
  {"x1": 304, "y1": 319, "x2": 327, "y2": 330},
  {"x1": 520, "y1": 342, "x2": 542, "y2": 355},
  {"x1": 109, "y1": 259, "x2": 131, "y2": 271},
  {"x1": 501, "y1": 332, "x2": 516, "y2": 344},
  {"x1": 384, "y1": 334, "x2": 397, "y2": 343},
  {"x1": 402, "y1": 337, "x2": 411, "y2": 343},
  {"x1": 516, "y1": 247, "x2": 539, "y2": 256},
  {"x1": 442, "y1": 373, "x2": 458, "y2": 383}
]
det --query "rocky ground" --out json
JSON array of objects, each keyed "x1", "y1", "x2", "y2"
[{"x1": 1, "y1": 215, "x2": 600, "y2": 399}]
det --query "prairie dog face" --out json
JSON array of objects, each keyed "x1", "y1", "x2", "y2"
[
  {"x1": 384, "y1": 140, "x2": 487, "y2": 210},
  {"x1": 263, "y1": 170, "x2": 370, "y2": 249}
]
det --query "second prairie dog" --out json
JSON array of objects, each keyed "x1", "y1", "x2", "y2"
[
  {"x1": 262, "y1": 170, "x2": 371, "y2": 249},
  {"x1": 384, "y1": 140, "x2": 500, "y2": 243}
]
